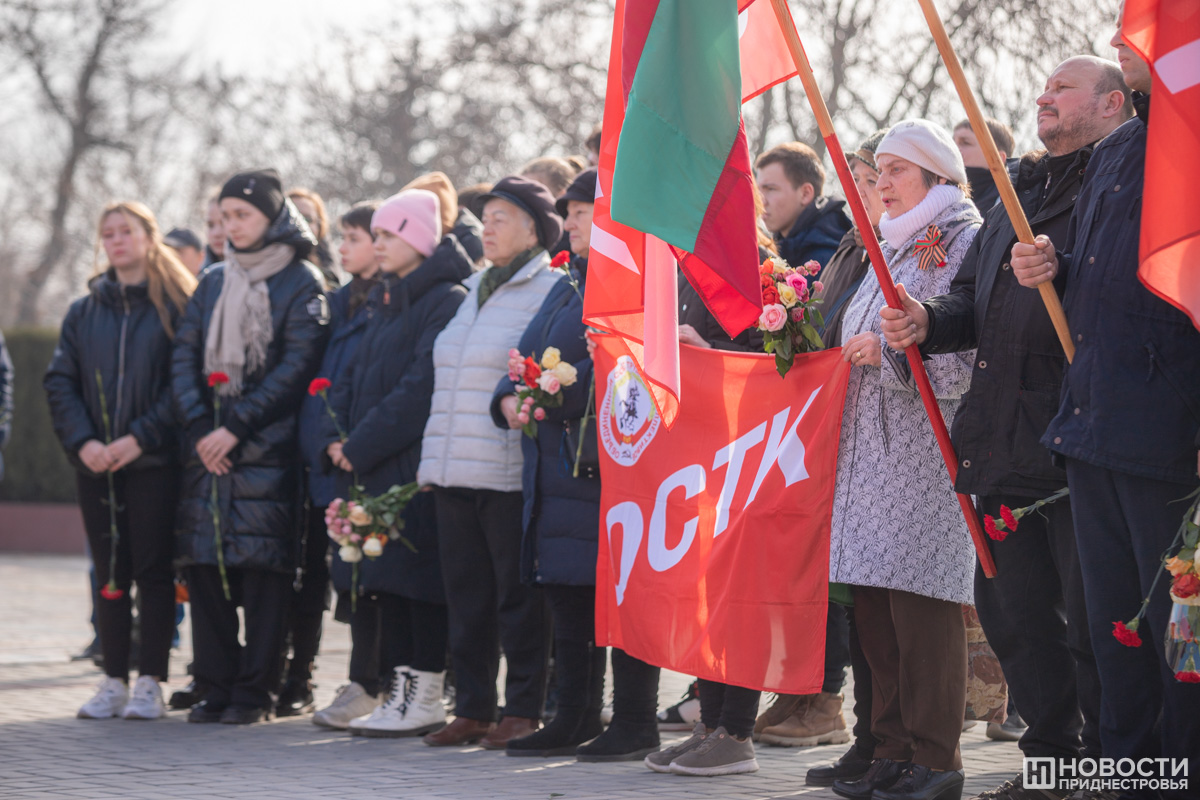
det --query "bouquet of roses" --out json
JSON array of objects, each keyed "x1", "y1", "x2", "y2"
[
  {"x1": 506, "y1": 346, "x2": 578, "y2": 438},
  {"x1": 756, "y1": 256, "x2": 826, "y2": 377},
  {"x1": 327, "y1": 483, "x2": 420, "y2": 610}
]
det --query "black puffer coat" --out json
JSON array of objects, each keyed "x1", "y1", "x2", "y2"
[
  {"x1": 322, "y1": 237, "x2": 471, "y2": 602},
  {"x1": 45, "y1": 271, "x2": 181, "y2": 474},
  {"x1": 171, "y1": 204, "x2": 331, "y2": 574}
]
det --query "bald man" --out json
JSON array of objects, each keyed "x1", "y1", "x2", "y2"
[{"x1": 880, "y1": 56, "x2": 1132, "y2": 800}]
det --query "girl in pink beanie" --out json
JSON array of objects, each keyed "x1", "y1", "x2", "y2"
[{"x1": 372, "y1": 189, "x2": 442, "y2": 275}]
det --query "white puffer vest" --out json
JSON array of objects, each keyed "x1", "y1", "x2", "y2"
[{"x1": 418, "y1": 251, "x2": 560, "y2": 492}]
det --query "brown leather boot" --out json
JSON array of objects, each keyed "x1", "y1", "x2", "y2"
[
  {"x1": 759, "y1": 692, "x2": 850, "y2": 747},
  {"x1": 479, "y1": 716, "x2": 540, "y2": 750},
  {"x1": 753, "y1": 694, "x2": 809, "y2": 741},
  {"x1": 422, "y1": 716, "x2": 494, "y2": 747}
]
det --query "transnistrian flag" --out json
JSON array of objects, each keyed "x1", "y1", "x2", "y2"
[
  {"x1": 584, "y1": 0, "x2": 792, "y2": 427},
  {"x1": 1123, "y1": 0, "x2": 1200, "y2": 330}
]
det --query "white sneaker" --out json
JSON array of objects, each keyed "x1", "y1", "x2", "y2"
[
  {"x1": 313, "y1": 682, "x2": 379, "y2": 730},
  {"x1": 78, "y1": 677, "x2": 128, "y2": 719},
  {"x1": 122, "y1": 675, "x2": 165, "y2": 720},
  {"x1": 354, "y1": 667, "x2": 447, "y2": 738}
]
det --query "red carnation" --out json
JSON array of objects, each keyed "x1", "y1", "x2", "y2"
[
  {"x1": 309, "y1": 377, "x2": 332, "y2": 396},
  {"x1": 550, "y1": 251, "x2": 572, "y2": 269},
  {"x1": 999, "y1": 505, "x2": 1019, "y2": 532},
  {"x1": 522, "y1": 357, "x2": 541, "y2": 386},
  {"x1": 1176, "y1": 670, "x2": 1200, "y2": 683},
  {"x1": 100, "y1": 582, "x2": 125, "y2": 600},
  {"x1": 208, "y1": 372, "x2": 230, "y2": 388},
  {"x1": 1172, "y1": 572, "x2": 1200, "y2": 599},
  {"x1": 762, "y1": 285, "x2": 780, "y2": 306},
  {"x1": 1112, "y1": 620, "x2": 1142, "y2": 647},
  {"x1": 984, "y1": 515, "x2": 1007, "y2": 542}
]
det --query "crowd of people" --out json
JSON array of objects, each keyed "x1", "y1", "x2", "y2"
[{"x1": 31, "y1": 22, "x2": 1199, "y2": 800}]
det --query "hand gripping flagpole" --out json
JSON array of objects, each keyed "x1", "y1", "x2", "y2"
[
  {"x1": 914, "y1": 0, "x2": 1075, "y2": 363},
  {"x1": 767, "y1": 0, "x2": 996, "y2": 577}
]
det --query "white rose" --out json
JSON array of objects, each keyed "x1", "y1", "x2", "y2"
[
  {"x1": 362, "y1": 537, "x2": 384, "y2": 558},
  {"x1": 347, "y1": 505, "x2": 371, "y2": 526},
  {"x1": 551, "y1": 361, "x2": 578, "y2": 387},
  {"x1": 338, "y1": 544, "x2": 363, "y2": 564}
]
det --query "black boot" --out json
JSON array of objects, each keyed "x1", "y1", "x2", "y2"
[
  {"x1": 873, "y1": 764, "x2": 965, "y2": 800},
  {"x1": 833, "y1": 758, "x2": 909, "y2": 800},
  {"x1": 576, "y1": 648, "x2": 660, "y2": 762},
  {"x1": 508, "y1": 640, "x2": 603, "y2": 757},
  {"x1": 276, "y1": 676, "x2": 315, "y2": 716},
  {"x1": 169, "y1": 679, "x2": 208, "y2": 710},
  {"x1": 808, "y1": 742, "x2": 875, "y2": 786}
]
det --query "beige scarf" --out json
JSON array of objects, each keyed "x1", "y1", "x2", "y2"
[{"x1": 204, "y1": 242, "x2": 294, "y2": 396}]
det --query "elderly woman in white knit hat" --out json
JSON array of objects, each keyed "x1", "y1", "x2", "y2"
[{"x1": 825, "y1": 120, "x2": 981, "y2": 800}]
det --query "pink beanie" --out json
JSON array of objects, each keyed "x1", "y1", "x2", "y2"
[{"x1": 371, "y1": 189, "x2": 442, "y2": 257}]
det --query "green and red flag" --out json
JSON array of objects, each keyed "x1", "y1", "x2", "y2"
[{"x1": 585, "y1": 0, "x2": 792, "y2": 426}]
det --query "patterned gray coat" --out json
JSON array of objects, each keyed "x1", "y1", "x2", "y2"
[{"x1": 828, "y1": 199, "x2": 981, "y2": 604}]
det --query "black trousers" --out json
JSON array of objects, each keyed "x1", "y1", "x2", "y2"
[
  {"x1": 434, "y1": 487, "x2": 549, "y2": 721},
  {"x1": 975, "y1": 493, "x2": 1100, "y2": 760},
  {"x1": 187, "y1": 564, "x2": 291, "y2": 710},
  {"x1": 1066, "y1": 459, "x2": 1200, "y2": 790},
  {"x1": 284, "y1": 505, "x2": 331, "y2": 683},
  {"x1": 824, "y1": 600, "x2": 851, "y2": 694},
  {"x1": 77, "y1": 469, "x2": 178, "y2": 681},
  {"x1": 545, "y1": 583, "x2": 596, "y2": 644},
  {"x1": 697, "y1": 679, "x2": 761, "y2": 739},
  {"x1": 846, "y1": 603, "x2": 877, "y2": 756},
  {"x1": 348, "y1": 591, "x2": 448, "y2": 695}
]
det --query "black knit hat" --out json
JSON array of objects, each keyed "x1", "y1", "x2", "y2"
[
  {"x1": 220, "y1": 169, "x2": 285, "y2": 222},
  {"x1": 844, "y1": 129, "x2": 888, "y2": 171},
  {"x1": 555, "y1": 168, "x2": 598, "y2": 217},
  {"x1": 481, "y1": 176, "x2": 564, "y2": 250}
]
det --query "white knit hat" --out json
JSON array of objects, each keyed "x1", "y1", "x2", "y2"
[{"x1": 875, "y1": 119, "x2": 968, "y2": 186}]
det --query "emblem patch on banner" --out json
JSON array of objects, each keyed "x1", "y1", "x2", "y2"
[{"x1": 599, "y1": 356, "x2": 661, "y2": 466}]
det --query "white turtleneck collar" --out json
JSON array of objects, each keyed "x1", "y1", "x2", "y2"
[{"x1": 877, "y1": 184, "x2": 964, "y2": 250}]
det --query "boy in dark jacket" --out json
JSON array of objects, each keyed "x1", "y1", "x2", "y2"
[
  {"x1": 323, "y1": 189, "x2": 470, "y2": 737},
  {"x1": 281, "y1": 202, "x2": 381, "y2": 722}
]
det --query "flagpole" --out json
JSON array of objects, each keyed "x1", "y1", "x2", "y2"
[
  {"x1": 766, "y1": 0, "x2": 996, "y2": 578},
  {"x1": 914, "y1": 0, "x2": 1075, "y2": 363}
]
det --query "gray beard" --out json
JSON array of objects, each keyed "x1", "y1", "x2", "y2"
[{"x1": 1040, "y1": 109, "x2": 1103, "y2": 156}]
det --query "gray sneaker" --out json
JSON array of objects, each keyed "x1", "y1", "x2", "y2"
[
  {"x1": 644, "y1": 721, "x2": 708, "y2": 773},
  {"x1": 669, "y1": 725, "x2": 759, "y2": 776}
]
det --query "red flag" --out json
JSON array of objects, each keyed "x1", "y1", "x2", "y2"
[
  {"x1": 593, "y1": 337, "x2": 851, "y2": 693},
  {"x1": 740, "y1": 0, "x2": 798, "y2": 102},
  {"x1": 1123, "y1": 0, "x2": 1200, "y2": 330}
]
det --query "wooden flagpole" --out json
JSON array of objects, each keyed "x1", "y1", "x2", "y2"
[
  {"x1": 767, "y1": 0, "x2": 996, "y2": 577},
  {"x1": 914, "y1": 0, "x2": 1075, "y2": 362}
]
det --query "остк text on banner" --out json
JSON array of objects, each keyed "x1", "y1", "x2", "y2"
[{"x1": 593, "y1": 336, "x2": 851, "y2": 694}]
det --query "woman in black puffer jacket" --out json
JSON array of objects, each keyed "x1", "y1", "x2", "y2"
[
  {"x1": 171, "y1": 169, "x2": 330, "y2": 725},
  {"x1": 321, "y1": 189, "x2": 471, "y2": 737},
  {"x1": 45, "y1": 201, "x2": 197, "y2": 721}
]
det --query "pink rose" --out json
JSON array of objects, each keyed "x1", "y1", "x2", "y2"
[
  {"x1": 784, "y1": 272, "x2": 806, "y2": 292},
  {"x1": 350, "y1": 533, "x2": 362, "y2": 544},
  {"x1": 803, "y1": 259, "x2": 821, "y2": 276},
  {"x1": 790, "y1": 307, "x2": 805, "y2": 322},
  {"x1": 534, "y1": 408, "x2": 546, "y2": 421},
  {"x1": 536, "y1": 372, "x2": 562, "y2": 395},
  {"x1": 812, "y1": 280, "x2": 825, "y2": 295},
  {"x1": 517, "y1": 411, "x2": 530, "y2": 424},
  {"x1": 759, "y1": 303, "x2": 788, "y2": 332}
]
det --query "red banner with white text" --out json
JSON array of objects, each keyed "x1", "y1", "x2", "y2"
[{"x1": 594, "y1": 336, "x2": 851, "y2": 694}]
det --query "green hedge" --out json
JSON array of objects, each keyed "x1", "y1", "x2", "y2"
[{"x1": 0, "y1": 327, "x2": 76, "y2": 503}]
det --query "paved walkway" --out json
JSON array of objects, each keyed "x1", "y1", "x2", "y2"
[{"x1": 0, "y1": 554, "x2": 1022, "y2": 799}]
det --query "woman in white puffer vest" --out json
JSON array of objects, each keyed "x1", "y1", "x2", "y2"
[{"x1": 418, "y1": 175, "x2": 564, "y2": 749}]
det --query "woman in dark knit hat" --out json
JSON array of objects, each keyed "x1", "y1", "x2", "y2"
[{"x1": 171, "y1": 168, "x2": 330, "y2": 725}]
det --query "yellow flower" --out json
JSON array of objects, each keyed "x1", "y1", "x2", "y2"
[
  {"x1": 347, "y1": 506, "x2": 371, "y2": 527},
  {"x1": 551, "y1": 361, "x2": 578, "y2": 387},
  {"x1": 1166, "y1": 556, "x2": 1191, "y2": 576},
  {"x1": 540, "y1": 347, "x2": 562, "y2": 370},
  {"x1": 778, "y1": 284, "x2": 799, "y2": 308}
]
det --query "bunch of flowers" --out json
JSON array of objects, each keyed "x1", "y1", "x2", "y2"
[
  {"x1": 755, "y1": 256, "x2": 826, "y2": 377},
  {"x1": 327, "y1": 483, "x2": 420, "y2": 610},
  {"x1": 506, "y1": 346, "x2": 578, "y2": 438},
  {"x1": 1113, "y1": 488, "x2": 1200, "y2": 683},
  {"x1": 982, "y1": 487, "x2": 1070, "y2": 542}
]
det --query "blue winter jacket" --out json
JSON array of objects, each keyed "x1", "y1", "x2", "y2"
[
  {"x1": 774, "y1": 196, "x2": 853, "y2": 269},
  {"x1": 1043, "y1": 94, "x2": 1200, "y2": 485},
  {"x1": 490, "y1": 262, "x2": 599, "y2": 587},
  {"x1": 298, "y1": 279, "x2": 374, "y2": 508}
]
